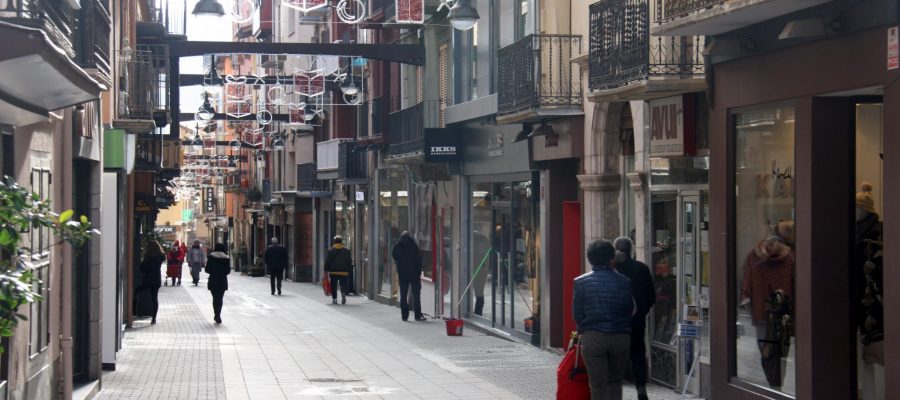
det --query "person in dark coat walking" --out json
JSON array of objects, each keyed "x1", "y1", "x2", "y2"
[
  {"x1": 392, "y1": 231, "x2": 425, "y2": 321},
  {"x1": 264, "y1": 237, "x2": 289, "y2": 295},
  {"x1": 134, "y1": 240, "x2": 166, "y2": 325},
  {"x1": 324, "y1": 236, "x2": 352, "y2": 305},
  {"x1": 205, "y1": 243, "x2": 231, "y2": 324},
  {"x1": 613, "y1": 236, "x2": 656, "y2": 400},
  {"x1": 574, "y1": 239, "x2": 634, "y2": 400}
]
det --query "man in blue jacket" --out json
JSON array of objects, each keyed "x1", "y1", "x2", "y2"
[{"x1": 574, "y1": 239, "x2": 635, "y2": 400}]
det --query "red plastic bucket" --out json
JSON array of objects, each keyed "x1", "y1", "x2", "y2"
[{"x1": 444, "y1": 318, "x2": 464, "y2": 336}]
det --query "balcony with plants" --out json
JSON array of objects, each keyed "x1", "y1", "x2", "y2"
[
  {"x1": 588, "y1": 0, "x2": 706, "y2": 100},
  {"x1": 497, "y1": 34, "x2": 583, "y2": 124}
]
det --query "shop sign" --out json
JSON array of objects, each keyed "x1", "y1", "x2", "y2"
[
  {"x1": 135, "y1": 194, "x2": 154, "y2": 214},
  {"x1": 355, "y1": 191, "x2": 365, "y2": 202},
  {"x1": 650, "y1": 96, "x2": 685, "y2": 156},
  {"x1": 424, "y1": 128, "x2": 461, "y2": 163},
  {"x1": 203, "y1": 187, "x2": 215, "y2": 214},
  {"x1": 182, "y1": 209, "x2": 193, "y2": 222},
  {"x1": 154, "y1": 225, "x2": 175, "y2": 234},
  {"x1": 888, "y1": 26, "x2": 899, "y2": 70}
]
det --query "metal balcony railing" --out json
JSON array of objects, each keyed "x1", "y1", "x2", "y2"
[
  {"x1": 370, "y1": 96, "x2": 399, "y2": 138},
  {"x1": 654, "y1": 0, "x2": 726, "y2": 23},
  {"x1": 1, "y1": 0, "x2": 78, "y2": 56},
  {"x1": 150, "y1": 0, "x2": 186, "y2": 36},
  {"x1": 135, "y1": 134, "x2": 163, "y2": 170},
  {"x1": 387, "y1": 100, "x2": 443, "y2": 156},
  {"x1": 498, "y1": 34, "x2": 583, "y2": 118},
  {"x1": 589, "y1": 0, "x2": 705, "y2": 91},
  {"x1": 297, "y1": 163, "x2": 329, "y2": 193},
  {"x1": 118, "y1": 44, "x2": 170, "y2": 122},
  {"x1": 75, "y1": 0, "x2": 111, "y2": 81},
  {"x1": 338, "y1": 142, "x2": 367, "y2": 181}
]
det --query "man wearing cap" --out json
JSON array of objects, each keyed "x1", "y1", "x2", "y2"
[
  {"x1": 264, "y1": 237, "x2": 289, "y2": 295},
  {"x1": 324, "y1": 236, "x2": 353, "y2": 305}
]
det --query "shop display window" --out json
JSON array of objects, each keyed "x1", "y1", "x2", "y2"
[
  {"x1": 468, "y1": 179, "x2": 540, "y2": 337},
  {"x1": 378, "y1": 168, "x2": 409, "y2": 299},
  {"x1": 854, "y1": 103, "x2": 885, "y2": 400},
  {"x1": 733, "y1": 106, "x2": 796, "y2": 396}
]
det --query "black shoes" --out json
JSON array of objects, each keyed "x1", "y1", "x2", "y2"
[
  {"x1": 151, "y1": 318, "x2": 156, "y2": 325},
  {"x1": 214, "y1": 315, "x2": 222, "y2": 324},
  {"x1": 637, "y1": 386, "x2": 649, "y2": 400},
  {"x1": 341, "y1": 294, "x2": 346, "y2": 305},
  {"x1": 414, "y1": 316, "x2": 427, "y2": 321}
]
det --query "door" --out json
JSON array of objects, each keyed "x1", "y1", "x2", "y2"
[
  {"x1": 680, "y1": 193, "x2": 702, "y2": 394},
  {"x1": 650, "y1": 193, "x2": 679, "y2": 387},
  {"x1": 435, "y1": 206, "x2": 453, "y2": 317}
]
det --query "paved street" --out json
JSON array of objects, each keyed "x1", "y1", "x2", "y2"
[{"x1": 96, "y1": 269, "x2": 695, "y2": 400}]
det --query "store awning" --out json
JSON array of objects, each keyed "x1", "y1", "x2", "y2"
[{"x1": 0, "y1": 21, "x2": 104, "y2": 126}]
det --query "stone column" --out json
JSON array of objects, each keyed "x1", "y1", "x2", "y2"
[{"x1": 578, "y1": 101, "x2": 625, "y2": 249}]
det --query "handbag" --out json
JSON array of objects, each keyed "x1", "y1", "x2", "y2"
[
  {"x1": 556, "y1": 332, "x2": 590, "y2": 400},
  {"x1": 322, "y1": 275, "x2": 332, "y2": 296}
]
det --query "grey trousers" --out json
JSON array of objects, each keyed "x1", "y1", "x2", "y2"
[{"x1": 582, "y1": 331, "x2": 631, "y2": 400}]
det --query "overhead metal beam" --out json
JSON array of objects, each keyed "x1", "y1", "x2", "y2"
[{"x1": 168, "y1": 41, "x2": 426, "y2": 66}]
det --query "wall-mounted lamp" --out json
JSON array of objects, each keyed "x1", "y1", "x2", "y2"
[{"x1": 192, "y1": 0, "x2": 225, "y2": 17}]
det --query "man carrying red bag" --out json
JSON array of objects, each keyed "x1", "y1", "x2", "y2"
[{"x1": 572, "y1": 239, "x2": 635, "y2": 400}]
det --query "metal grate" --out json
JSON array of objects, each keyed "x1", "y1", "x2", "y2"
[
  {"x1": 119, "y1": 44, "x2": 170, "y2": 120},
  {"x1": 387, "y1": 99, "x2": 443, "y2": 156},
  {"x1": 497, "y1": 34, "x2": 583, "y2": 117},
  {"x1": 654, "y1": 0, "x2": 726, "y2": 24},
  {"x1": 589, "y1": 0, "x2": 705, "y2": 91}
]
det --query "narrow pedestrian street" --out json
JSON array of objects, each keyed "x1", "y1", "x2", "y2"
[{"x1": 96, "y1": 270, "x2": 684, "y2": 400}]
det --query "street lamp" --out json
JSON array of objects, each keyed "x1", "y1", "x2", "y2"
[
  {"x1": 448, "y1": 0, "x2": 479, "y2": 31},
  {"x1": 339, "y1": 75, "x2": 359, "y2": 96},
  {"x1": 192, "y1": 0, "x2": 225, "y2": 17},
  {"x1": 272, "y1": 138, "x2": 285, "y2": 151}
]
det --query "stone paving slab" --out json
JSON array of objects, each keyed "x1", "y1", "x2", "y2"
[{"x1": 96, "y1": 268, "x2": 699, "y2": 400}]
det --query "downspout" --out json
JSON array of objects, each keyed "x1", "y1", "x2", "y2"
[{"x1": 59, "y1": 109, "x2": 75, "y2": 400}]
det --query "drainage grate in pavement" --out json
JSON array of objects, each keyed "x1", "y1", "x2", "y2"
[{"x1": 307, "y1": 378, "x2": 364, "y2": 383}]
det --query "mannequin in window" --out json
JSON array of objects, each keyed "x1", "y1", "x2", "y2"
[
  {"x1": 740, "y1": 220, "x2": 794, "y2": 389},
  {"x1": 855, "y1": 182, "x2": 884, "y2": 400}
]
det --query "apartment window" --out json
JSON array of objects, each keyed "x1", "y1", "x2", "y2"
[{"x1": 29, "y1": 167, "x2": 51, "y2": 356}]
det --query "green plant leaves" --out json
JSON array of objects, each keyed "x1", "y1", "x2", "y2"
[{"x1": 59, "y1": 210, "x2": 74, "y2": 223}]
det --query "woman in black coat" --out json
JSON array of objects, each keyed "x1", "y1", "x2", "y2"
[
  {"x1": 134, "y1": 240, "x2": 166, "y2": 324},
  {"x1": 205, "y1": 243, "x2": 231, "y2": 324}
]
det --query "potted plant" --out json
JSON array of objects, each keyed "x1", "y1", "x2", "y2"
[{"x1": 249, "y1": 256, "x2": 266, "y2": 277}]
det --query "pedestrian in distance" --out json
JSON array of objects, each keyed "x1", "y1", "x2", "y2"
[
  {"x1": 612, "y1": 236, "x2": 656, "y2": 400},
  {"x1": 264, "y1": 237, "x2": 288, "y2": 295},
  {"x1": 166, "y1": 245, "x2": 182, "y2": 286},
  {"x1": 134, "y1": 240, "x2": 166, "y2": 325},
  {"x1": 324, "y1": 236, "x2": 352, "y2": 305},
  {"x1": 392, "y1": 231, "x2": 426, "y2": 321},
  {"x1": 205, "y1": 242, "x2": 231, "y2": 324},
  {"x1": 573, "y1": 239, "x2": 635, "y2": 400},
  {"x1": 187, "y1": 240, "x2": 206, "y2": 286},
  {"x1": 178, "y1": 240, "x2": 187, "y2": 264}
]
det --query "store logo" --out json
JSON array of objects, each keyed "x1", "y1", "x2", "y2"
[{"x1": 429, "y1": 146, "x2": 457, "y2": 156}]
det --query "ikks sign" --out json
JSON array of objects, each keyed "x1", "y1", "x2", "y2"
[
  {"x1": 424, "y1": 128, "x2": 461, "y2": 163},
  {"x1": 649, "y1": 94, "x2": 697, "y2": 157}
]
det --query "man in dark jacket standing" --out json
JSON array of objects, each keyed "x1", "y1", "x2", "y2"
[
  {"x1": 392, "y1": 231, "x2": 425, "y2": 321},
  {"x1": 613, "y1": 236, "x2": 656, "y2": 400},
  {"x1": 264, "y1": 237, "x2": 289, "y2": 296},
  {"x1": 574, "y1": 239, "x2": 634, "y2": 400},
  {"x1": 324, "y1": 236, "x2": 353, "y2": 305}
]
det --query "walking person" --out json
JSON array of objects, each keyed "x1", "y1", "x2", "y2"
[
  {"x1": 324, "y1": 236, "x2": 352, "y2": 305},
  {"x1": 392, "y1": 231, "x2": 425, "y2": 321},
  {"x1": 613, "y1": 236, "x2": 656, "y2": 400},
  {"x1": 187, "y1": 240, "x2": 206, "y2": 286},
  {"x1": 133, "y1": 240, "x2": 166, "y2": 325},
  {"x1": 205, "y1": 243, "x2": 231, "y2": 324},
  {"x1": 178, "y1": 240, "x2": 187, "y2": 265},
  {"x1": 264, "y1": 237, "x2": 288, "y2": 295},
  {"x1": 573, "y1": 239, "x2": 634, "y2": 400},
  {"x1": 166, "y1": 245, "x2": 182, "y2": 286}
]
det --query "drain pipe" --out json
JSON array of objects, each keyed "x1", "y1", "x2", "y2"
[{"x1": 57, "y1": 108, "x2": 75, "y2": 400}]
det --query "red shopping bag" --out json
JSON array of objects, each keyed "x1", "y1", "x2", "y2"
[
  {"x1": 322, "y1": 276, "x2": 332, "y2": 296},
  {"x1": 557, "y1": 333, "x2": 590, "y2": 400}
]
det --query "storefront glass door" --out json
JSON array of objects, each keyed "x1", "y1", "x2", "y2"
[{"x1": 651, "y1": 193, "x2": 679, "y2": 387}]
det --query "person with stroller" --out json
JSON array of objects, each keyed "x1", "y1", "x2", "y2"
[{"x1": 166, "y1": 244, "x2": 182, "y2": 286}]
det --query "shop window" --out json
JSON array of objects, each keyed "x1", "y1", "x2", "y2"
[
  {"x1": 29, "y1": 168, "x2": 51, "y2": 356},
  {"x1": 378, "y1": 168, "x2": 409, "y2": 299},
  {"x1": 733, "y1": 106, "x2": 796, "y2": 395},
  {"x1": 853, "y1": 102, "x2": 884, "y2": 400}
]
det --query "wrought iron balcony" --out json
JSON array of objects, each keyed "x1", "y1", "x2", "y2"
[
  {"x1": 296, "y1": 163, "x2": 330, "y2": 196},
  {"x1": 75, "y1": 0, "x2": 112, "y2": 86},
  {"x1": 589, "y1": 0, "x2": 705, "y2": 94},
  {"x1": 118, "y1": 44, "x2": 170, "y2": 126},
  {"x1": 654, "y1": 0, "x2": 724, "y2": 23},
  {"x1": 149, "y1": 0, "x2": 186, "y2": 36},
  {"x1": 387, "y1": 100, "x2": 443, "y2": 158},
  {"x1": 0, "y1": 0, "x2": 78, "y2": 57},
  {"x1": 135, "y1": 134, "x2": 163, "y2": 171},
  {"x1": 338, "y1": 142, "x2": 367, "y2": 182},
  {"x1": 497, "y1": 34, "x2": 583, "y2": 122}
]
